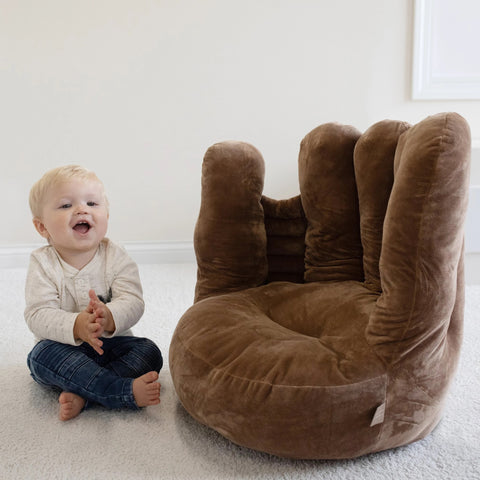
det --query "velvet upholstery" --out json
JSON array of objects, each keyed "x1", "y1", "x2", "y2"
[{"x1": 169, "y1": 113, "x2": 471, "y2": 459}]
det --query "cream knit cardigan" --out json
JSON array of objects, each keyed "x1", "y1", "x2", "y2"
[{"x1": 24, "y1": 238, "x2": 144, "y2": 346}]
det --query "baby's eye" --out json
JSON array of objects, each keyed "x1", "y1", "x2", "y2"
[
  {"x1": 60, "y1": 204, "x2": 71, "y2": 209},
  {"x1": 87, "y1": 201, "x2": 98, "y2": 207}
]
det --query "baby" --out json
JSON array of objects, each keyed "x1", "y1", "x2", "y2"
[{"x1": 25, "y1": 165, "x2": 163, "y2": 420}]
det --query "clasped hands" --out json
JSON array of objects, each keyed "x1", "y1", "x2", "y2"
[{"x1": 74, "y1": 289, "x2": 115, "y2": 355}]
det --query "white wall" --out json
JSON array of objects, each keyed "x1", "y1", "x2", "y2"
[{"x1": 2, "y1": 0, "x2": 480, "y2": 247}]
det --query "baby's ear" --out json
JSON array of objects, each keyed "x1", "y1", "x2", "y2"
[{"x1": 33, "y1": 218, "x2": 49, "y2": 239}]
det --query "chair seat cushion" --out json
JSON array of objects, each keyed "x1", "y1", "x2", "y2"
[{"x1": 170, "y1": 281, "x2": 388, "y2": 458}]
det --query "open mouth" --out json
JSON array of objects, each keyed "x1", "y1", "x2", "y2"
[{"x1": 73, "y1": 221, "x2": 91, "y2": 234}]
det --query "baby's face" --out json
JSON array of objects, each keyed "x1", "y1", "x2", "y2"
[{"x1": 34, "y1": 178, "x2": 109, "y2": 264}]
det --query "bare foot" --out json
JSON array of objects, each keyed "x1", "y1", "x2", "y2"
[
  {"x1": 59, "y1": 392, "x2": 86, "y2": 421},
  {"x1": 132, "y1": 371, "x2": 161, "y2": 407}
]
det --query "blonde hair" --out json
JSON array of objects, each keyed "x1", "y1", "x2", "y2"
[{"x1": 29, "y1": 165, "x2": 108, "y2": 219}]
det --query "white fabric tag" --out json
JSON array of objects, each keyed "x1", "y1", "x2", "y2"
[{"x1": 370, "y1": 402, "x2": 386, "y2": 427}]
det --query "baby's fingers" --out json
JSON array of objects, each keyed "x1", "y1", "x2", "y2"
[
  {"x1": 89, "y1": 289, "x2": 99, "y2": 301},
  {"x1": 87, "y1": 321, "x2": 101, "y2": 336},
  {"x1": 89, "y1": 336, "x2": 104, "y2": 355}
]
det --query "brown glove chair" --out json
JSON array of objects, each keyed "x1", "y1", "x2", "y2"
[{"x1": 169, "y1": 112, "x2": 471, "y2": 459}]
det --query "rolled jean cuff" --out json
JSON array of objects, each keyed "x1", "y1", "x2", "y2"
[{"x1": 89, "y1": 378, "x2": 138, "y2": 410}]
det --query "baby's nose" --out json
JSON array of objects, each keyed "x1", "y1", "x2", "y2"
[{"x1": 75, "y1": 204, "x2": 89, "y2": 214}]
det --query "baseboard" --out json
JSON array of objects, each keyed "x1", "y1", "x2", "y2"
[
  {"x1": 123, "y1": 241, "x2": 195, "y2": 264},
  {"x1": 465, "y1": 253, "x2": 480, "y2": 285},
  {"x1": 466, "y1": 186, "x2": 480, "y2": 252},
  {"x1": 0, "y1": 241, "x2": 195, "y2": 269}
]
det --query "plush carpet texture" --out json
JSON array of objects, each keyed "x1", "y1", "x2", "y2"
[{"x1": 1, "y1": 264, "x2": 479, "y2": 480}]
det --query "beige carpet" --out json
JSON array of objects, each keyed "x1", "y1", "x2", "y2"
[{"x1": 1, "y1": 264, "x2": 479, "y2": 480}]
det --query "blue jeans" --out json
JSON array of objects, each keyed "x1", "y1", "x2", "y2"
[{"x1": 27, "y1": 336, "x2": 163, "y2": 410}]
